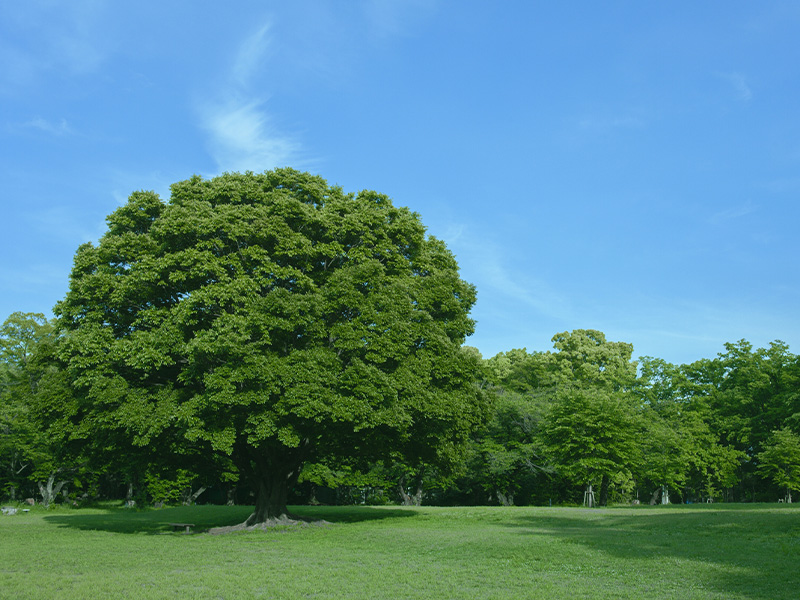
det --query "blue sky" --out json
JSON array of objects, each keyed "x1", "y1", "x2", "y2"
[{"x1": 2, "y1": 1, "x2": 799, "y2": 366}]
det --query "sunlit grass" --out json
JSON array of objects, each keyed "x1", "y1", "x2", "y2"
[{"x1": 0, "y1": 503, "x2": 797, "y2": 599}]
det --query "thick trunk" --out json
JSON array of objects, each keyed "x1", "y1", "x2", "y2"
[
  {"x1": 661, "y1": 485, "x2": 670, "y2": 505},
  {"x1": 599, "y1": 474, "x2": 610, "y2": 506},
  {"x1": 787, "y1": 488, "x2": 793, "y2": 504},
  {"x1": 244, "y1": 457, "x2": 304, "y2": 526},
  {"x1": 246, "y1": 475, "x2": 290, "y2": 525}
]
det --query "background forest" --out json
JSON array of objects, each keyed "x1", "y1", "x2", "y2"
[{"x1": 3, "y1": 312, "x2": 799, "y2": 509}]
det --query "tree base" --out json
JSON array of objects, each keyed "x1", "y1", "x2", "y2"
[{"x1": 207, "y1": 515, "x2": 330, "y2": 535}]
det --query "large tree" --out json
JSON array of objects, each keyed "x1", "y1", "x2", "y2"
[{"x1": 55, "y1": 169, "x2": 486, "y2": 525}]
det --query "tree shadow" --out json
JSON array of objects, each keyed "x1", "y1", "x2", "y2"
[
  {"x1": 43, "y1": 504, "x2": 418, "y2": 534},
  {"x1": 502, "y1": 505, "x2": 800, "y2": 600}
]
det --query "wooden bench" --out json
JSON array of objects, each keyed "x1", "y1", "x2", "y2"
[{"x1": 168, "y1": 522, "x2": 195, "y2": 534}]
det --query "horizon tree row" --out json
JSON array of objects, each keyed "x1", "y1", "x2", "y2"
[{"x1": 4, "y1": 313, "x2": 799, "y2": 508}]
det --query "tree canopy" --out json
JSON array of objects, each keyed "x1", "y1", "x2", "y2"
[{"x1": 54, "y1": 168, "x2": 487, "y2": 525}]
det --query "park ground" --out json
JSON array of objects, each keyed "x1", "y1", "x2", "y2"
[{"x1": 0, "y1": 503, "x2": 798, "y2": 599}]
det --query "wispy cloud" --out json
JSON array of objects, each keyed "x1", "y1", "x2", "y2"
[
  {"x1": 231, "y1": 23, "x2": 272, "y2": 88},
  {"x1": 21, "y1": 117, "x2": 74, "y2": 136},
  {"x1": 717, "y1": 71, "x2": 753, "y2": 102},
  {"x1": 710, "y1": 200, "x2": 757, "y2": 224},
  {"x1": 196, "y1": 19, "x2": 304, "y2": 173},
  {"x1": 199, "y1": 99, "x2": 302, "y2": 173},
  {"x1": 450, "y1": 227, "x2": 573, "y2": 322}
]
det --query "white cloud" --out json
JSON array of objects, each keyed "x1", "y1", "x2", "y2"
[
  {"x1": 199, "y1": 99, "x2": 302, "y2": 173},
  {"x1": 232, "y1": 22, "x2": 273, "y2": 89},
  {"x1": 450, "y1": 228, "x2": 573, "y2": 322},
  {"x1": 196, "y1": 19, "x2": 305, "y2": 174}
]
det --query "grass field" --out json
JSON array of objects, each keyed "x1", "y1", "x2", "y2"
[{"x1": 0, "y1": 503, "x2": 797, "y2": 599}]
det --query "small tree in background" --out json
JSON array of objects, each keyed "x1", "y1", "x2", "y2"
[{"x1": 757, "y1": 427, "x2": 800, "y2": 503}]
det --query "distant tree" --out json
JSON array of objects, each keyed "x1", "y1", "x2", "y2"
[
  {"x1": 757, "y1": 427, "x2": 800, "y2": 503},
  {"x1": 636, "y1": 356, "x2": 744, "y2": 504},
  {"x1": 470, "y1": 391, "x2": 550, "y2": 505},
  {"x1": 55, "y1": 169, "x2": 487, "y2": 525},
  {"x1": 544, "y1": 386, "x2": 641, "y2": 506},
  {"x1": 683, "y1": 341, "x2": 799, "y2": 500},
  {"x1": 541, "y1": 330, "x2": 641, "y2": 506},
  {"x1": 0, "y1": 312, "x2": 72, "y2": 504}
]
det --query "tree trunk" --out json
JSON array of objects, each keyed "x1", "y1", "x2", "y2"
[
  {"x1": 496, "y1": 491, "x2": 514, "y2": 506},
  {"x1": 398, "y1": 469, "x2": 424, "y2": 506},
  {"x1": 398, "y1": 474, "x2": 413, "y2": 506},
  {"x1": 246, "y1": 477, "x2": 288, "y2": 524},
  {"x1": 583, "y1": 483, "x2": 595, "y2": 507},
  {"x1": 410, "y1": 477, "x2": 423, "y2": 506},
  {"x1": 599, "y1": 474, "x2": 610, "y2": 506},
  {"x1": 38, "y1": 473, "x2": 68, "y2": 508},
  {"x1": 243, "y1": 460, "x2": 303, "y2": 526},
  {"x1": 787, "y1": 488, "x2": 793, "y2": 504},
  {"x1": 649, "y1": 487, "x2": 661, "y2": 505},
  {"x1": 661, "y1": 484, "x2": 670, "y2": 505},
  {"x1": 182, "y1": 486, "x2": 207, "y2": 506}
]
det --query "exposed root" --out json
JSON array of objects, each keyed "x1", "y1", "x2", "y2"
[{"x1": 207, "y1": 516, "x2": 331, "y2": 535}]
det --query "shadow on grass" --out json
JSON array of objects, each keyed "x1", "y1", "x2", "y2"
[
  {"x1": 43, "y1": 504, "x2": 418, "y2": 535},
  {"x1": 503, "y1": 504, "x2": 800, "y2": 600}
]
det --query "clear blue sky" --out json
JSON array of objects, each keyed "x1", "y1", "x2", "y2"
[{"x1": 2, "y1": 1, "x2": 799, "y2": 366}]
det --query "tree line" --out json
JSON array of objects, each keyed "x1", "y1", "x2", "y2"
[{"x1": 2, "y1": 170, "x2": 799, "y2": 517}]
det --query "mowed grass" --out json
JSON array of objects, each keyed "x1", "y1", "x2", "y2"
[{"x1": 1, "y1": 503, "x2": 798, "y2": 599}]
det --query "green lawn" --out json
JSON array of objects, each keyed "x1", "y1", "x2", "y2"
[{"x1": 0, "y1": 503, "x2": 797, "y2": 599}]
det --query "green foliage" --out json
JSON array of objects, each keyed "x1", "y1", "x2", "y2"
[
  {"x1": 544, "y1": 387, "x2": 641, "y2": 489},
  {"x1": 469, "y1": 391, "x2": 551, "y2": 505},
  {"x1": 55, "y1": 169, "x2": 487, "y2": 521},
  {"x1": 757, "y1": 427, "x2": 800, "y2": 501},
  {"x1": 635, "y1": 356, "x2": 747, "y2": 502},
  {"x1": 0, "y1": 312, "x2": 78, "y2": 503},
  {"x1": 539, "y1": 330, "x2": 641, "y2": 504},
  {"x1": 144, "y1": 468, "x2": 196, "y2": 505}
]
